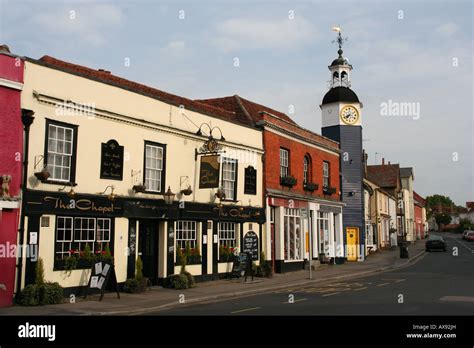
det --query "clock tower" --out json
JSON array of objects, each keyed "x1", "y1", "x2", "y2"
[{"x1": 321, "y1": 28, "x2": 365, "y2": 261}]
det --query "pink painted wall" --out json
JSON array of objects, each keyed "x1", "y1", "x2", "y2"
[{"x1": 0, "y1": 53, "x2": 24, "y2": 307}]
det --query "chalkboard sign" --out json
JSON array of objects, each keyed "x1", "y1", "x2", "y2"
[
  {"x1": 84, "y1": 261, "x2": 120, "y2": 301},
  {"x1": 243, "y1": 231, "x2": 258, "y2": 261},
  {"x1": 100, "y1": 140, "x2": 124, "y2": 180}
]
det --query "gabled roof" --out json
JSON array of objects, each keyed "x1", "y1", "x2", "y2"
[
  {"x1": 197, "y1": 95, "x2": 340, "y2": 151},
  {"x1": 366, "y1": 164, "x2": 401, "y2": 188},
  {"x1": 413, "y1": 191, "x2": 426, "y2": 207},
  {"x1": 400, "y1": 167, "x2": 414, "y2": 179},
  {"x1": 196, "y1": 95, "x2": 297, "y2": 125},
  {"x1": 29, "y1": 55, "x2": 247, "y2": 126}
]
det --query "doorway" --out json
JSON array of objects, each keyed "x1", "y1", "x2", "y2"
[
  {"x1": 138, "y1": 220, "x2": 159, "y2": 283},
  {"x1": 346, "y1": 227, "x2": 359, "y2": 261}
]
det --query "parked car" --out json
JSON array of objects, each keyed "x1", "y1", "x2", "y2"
[
  {"x1": 465, "y1": 232, "x2": 474, "y2": 242},
  {"x1": 462, "y1": 230, "x2": 473, "y2": 240},
  {"x1": 425, "y1": 234, "x2": 447, "y2": 252}
]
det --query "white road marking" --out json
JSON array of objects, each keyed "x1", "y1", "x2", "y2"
[
  {"x1": 439, "y1": 296, "x2": 474, "y2": 303},
  {"x1": 376, "y1": 282, "x2": 390, "y2": 287},
  {"x1": 283, "y1": 298, "x2": 308, "y2": 304},
  {"x1": 446, "y1": 236, "x2": 474, "y2": 252},
  {"x1": 231, "y1": 306, "x2": 262, "y2": 314},
  {"x1": 322, "y1": 292, "x2": 341, "y2": 297}
]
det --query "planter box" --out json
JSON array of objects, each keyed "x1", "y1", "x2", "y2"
[
  {"x1": 218, "y1": 262, "x2": 234, "y2": 274},
  {"x1": 304, "y1": 183, "x2": 318, "y2": 192},
  {"x1": 322, "y1": 186, "x2": 337, "y2": 195},
  {"x1": 280, "y1": 176, "x2": 297, "y2": 187}
]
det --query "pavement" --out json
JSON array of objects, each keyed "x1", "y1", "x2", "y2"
[{"x1": 0, "y1": 240, "x2": 426, "y2": 316}]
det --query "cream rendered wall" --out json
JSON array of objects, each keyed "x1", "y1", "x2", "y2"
[{"x1": 22, "y1": 62, "x2": 264, "y2": 207}]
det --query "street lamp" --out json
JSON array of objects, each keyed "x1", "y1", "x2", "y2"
[{"x1": 163, "y1": 186, "x2": 176, "y2": 205}]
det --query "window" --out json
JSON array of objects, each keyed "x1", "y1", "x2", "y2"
[
  {"x1": 144, "y1": 142, "x2": 165, "y2": 192},
  {"x1": 284, "y1": 208, "x2": 302, "y2": 261},
  {"x1": 221, "y1": 157, "x2": 237, "y2": 200},
  {"x1": 303, "y1": 155, "x2": 312, "y2": 184},
  {"x1": 45, "y1": 121, "x2": 77, "y2": 182},
  {"x1": 55, "y1": 216, "x2": 112, "y2": 259},
  {"x1": 323, "y1": 161, "x2": 330, "y2": 187},
  {"x1": 244, "y1": 166, "x2": 257, "y2": 195},
  {"x1": 318, "y1": 212, "x2": 330, "y2": 254},
  {"x1": 280, "y1": 148, "x2": 289, "y2": 178},
  {"x1": 218, "y1": 222, "x2": 236, "y2": 248},
  {"x1": 175, "y1": 220, "x2": 197, "y2": 251}
]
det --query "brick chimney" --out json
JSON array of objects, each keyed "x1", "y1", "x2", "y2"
[{"x1": 382, "y1": 158, "x2": 385, "y2": 165}]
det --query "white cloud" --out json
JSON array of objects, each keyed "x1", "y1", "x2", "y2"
[
  {"x1": 213, "y1": 15, "x2": 318, "y2": 52},
  {"x1": 434, "y1": 22, "x2": 460, "y2": 37},
  {"x1": 161, "y1": 40, "x2": 186, "y2": 56},
  {"x1": 33, "y1": 4, "x2": 124, "y2": 46}
]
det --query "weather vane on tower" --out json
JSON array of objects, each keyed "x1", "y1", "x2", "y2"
[{"x1": 332, "y1": 26, "x2": 348, "y2": 57}]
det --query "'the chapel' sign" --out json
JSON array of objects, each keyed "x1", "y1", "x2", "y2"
[
  {"x1": 199, "y1": 155, "x2": 220, "y2": 188},
  {"x1": 100, "y1": 140, "x2": 124, "y2": 180}
]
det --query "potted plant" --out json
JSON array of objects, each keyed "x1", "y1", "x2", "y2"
[
  {"x1": 280, "y1": 175, "x2": 297, "y2": 187},
  {"x1": 304, "y1": 182, "x2": 318, "y2": 192},
  {"x1": 132, "y1": 183, "x2": 146, "y2": 193},
  {"x1": 34, "y1": 167, "x2": 50, "y2": 182},
  {"x1": 323, "y1": 186, "x2": 337, "y2": 195}
]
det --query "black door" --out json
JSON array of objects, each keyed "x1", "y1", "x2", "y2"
[{"x1": 138, "y1": 220, "x2": 159, "y2": 284}]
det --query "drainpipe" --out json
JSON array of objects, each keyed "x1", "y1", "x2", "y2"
[{"x1": 15, "y1": 109, "x2": 35, "y2": 297}]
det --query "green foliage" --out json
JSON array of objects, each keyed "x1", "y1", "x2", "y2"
[
  {"x1": 38, "y1": 282, "x2": 64, "y2": 305},
  {"x1": 17, "y1": 284, "x2": 39, "y2": 306},
  {"x1": 83, "y1": 243, "x2": 93, "y2": 262},
  {"x1": 457, "y1": 218, "x2": 472, "y2": 233},
  {"x1": 425, "y1": 195, "x2": 456, "y2": 218},
  {"x1": 136, "y1": 256, "x2": 144, "y2": 281},
  {"x1": 18, "y1": 282, "x2": 63, "y2": 306},
  {"x1": 167, "y1": 274, "x2": 189, "y2": 289},
  {"x1": 252, "y1": 252, "x2": 273, "y2": 278},
  {"x1": 435, "y1": 213, "x2": 452, "y2": 229},
  {"x1": 123, "y1": 278, "x2": 139, "y2": 293},
  {"x1": 35, "y1": 258, "x2": 45, "y2": 286},
  {"x1": 63, "y1": 255, "x2": 78, "y2": 275},
  {"x1": 180, "y1": 270, "x2": 195, "y2": 288}
]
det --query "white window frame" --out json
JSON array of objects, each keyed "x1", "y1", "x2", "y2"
[
  {"x1": 145, "y1": 143, "x2": 164, "y2": 192},
  {"x1": 47, "y1": 123, "x2": 74, "y2": 182},
  {"x1": 323, "y1": 162, "x2": 329, "y2": 187},
  {"x1": 280, "y1": 148, "x2": 289, "y2": 178},
  {"x1": 55, "y1": 217, "x2": 112, "y2": 259},
  {"x1": 303, "y1": 156, "x2": 309, "y2": 184},
  {"x1": 318, "y1": 212, "x2": 330, "y2": 255},
  {"x1": 218, "y1": 222, "x2": 237, "y2": 248},
  {"x1": 221, "y1": 157, "x2": 237, "y2": 201},
  {"x1": 175, "y1": 220, "x2": 197, "y2": 251}
]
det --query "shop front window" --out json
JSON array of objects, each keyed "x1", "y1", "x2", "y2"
[
  {"x1": 175, "y1": 220, "x2": 197, "y2": 251},
  {"x1": 318, "y1": 212, "x2": 330, "y2": 254},
  {"x1": 55, "y1": 216, "x2": 112, "y2": 259},
  {"x1": 284, "y1": 208, "x2": 302, "y2": 261}
]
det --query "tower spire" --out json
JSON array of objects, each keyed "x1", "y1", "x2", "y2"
[{"x1": 329, "y1": 26, "x2": 352, "y2": 88}]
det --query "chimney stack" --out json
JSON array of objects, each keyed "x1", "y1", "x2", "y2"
[{"x1": 382, "y1": 158, "x2": 385, "y2": 165}]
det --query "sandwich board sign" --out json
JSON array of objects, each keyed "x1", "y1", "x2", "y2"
[{"x1": 84, "y1": 261, "x2": 120, "y2": 301}]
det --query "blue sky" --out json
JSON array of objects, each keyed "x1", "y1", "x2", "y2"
[{"x1": 1, "y1": 0, "x2": 472, "y2": 205}]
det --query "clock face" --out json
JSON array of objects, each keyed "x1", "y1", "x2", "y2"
[{"x1": 340, "y1": 105, "x2": 359, "y2": 125}]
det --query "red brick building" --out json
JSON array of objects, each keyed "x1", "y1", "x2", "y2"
[
  {"x1": 199, "y1": 95, "x2": 344, "y2": 272},
  {"x1": 413, "y1": 191, "x2": 426, "y2": 239},
  {"x1": 0, "y1": 46, "x2": 25, "y2": 307}
]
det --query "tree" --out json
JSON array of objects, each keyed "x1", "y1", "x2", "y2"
[
  {"x1": 425, "y1": 194, "x2": 456, "y2": 218},
  {"x1": 434, "y1": 213, "x2": 452, "y2": 231}
]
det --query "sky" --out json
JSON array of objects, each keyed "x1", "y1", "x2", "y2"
[{"x1": 0, "y1": 0, "x2": 472, "y2": 205}]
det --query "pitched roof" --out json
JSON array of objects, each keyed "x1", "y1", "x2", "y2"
[
  {"x1": 400, "y1": 167, "x2": 414, "y2": 178},
  {"x1": 413, "y1": 191, "x2": 426, "y2": 206},
  {"x1": 197, "y1": 95, "x2": 339, "y2": 151},
  {"x1": 197, "y1": 95, "x2": 297, "y2": 125},
  {"x1": 31, "y1": 55, "x2": 246, "y2": 126},
  {"x1": 366, "y1": 164, "x2": 401, "y2": 188}
]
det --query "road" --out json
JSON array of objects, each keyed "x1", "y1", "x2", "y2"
[{"x1": 152, "y1": 233, "x2": 474, "y2": 315}]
